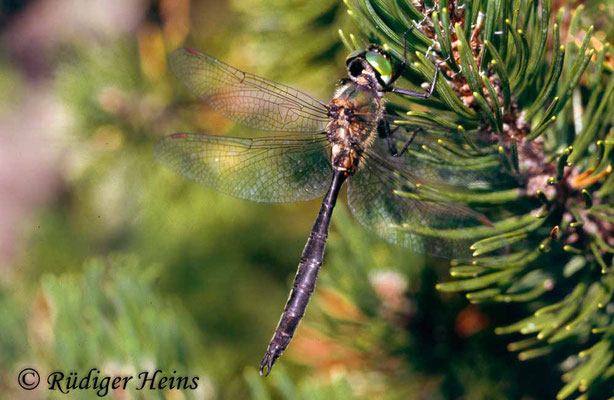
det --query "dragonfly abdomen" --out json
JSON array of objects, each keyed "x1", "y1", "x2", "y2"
[{"x1": 259, "y1": 172, "x2": 346, "y2": 376}]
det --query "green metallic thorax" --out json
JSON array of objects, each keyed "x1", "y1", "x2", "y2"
[{"x1": 326, "y1": 82, "x2": 384, "y2": 175}]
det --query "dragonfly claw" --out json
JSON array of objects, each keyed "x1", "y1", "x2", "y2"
[{"x1": 259, "y1": 351, "x2": 277, "y2": 377}]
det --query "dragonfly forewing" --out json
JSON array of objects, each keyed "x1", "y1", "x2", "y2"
[
  {"x1": 155, "y1": 133, "x2": 333, "y2": 203},
  {"x1": 170, "y1": 48, "x2": 330, "y2": 133}
]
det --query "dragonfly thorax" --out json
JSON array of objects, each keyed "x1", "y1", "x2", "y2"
[{"x1": 326, "y1": 83, "x2": 383, "y2": 175}]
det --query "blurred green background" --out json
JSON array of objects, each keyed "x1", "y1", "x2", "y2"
[{"x1": 2, "y1": 0, "x2": 608, "y2": 399}]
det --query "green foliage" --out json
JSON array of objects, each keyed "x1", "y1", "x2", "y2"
[{"x1": 2, "y1": 256, "x2": 208, "y2": 400}]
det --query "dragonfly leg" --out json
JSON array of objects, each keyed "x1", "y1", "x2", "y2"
[
  {"x1": 386, "y1": 61, "x2": 440, "y2": 99},
  {"x1": 395, "y1": 128, "x2": 420, "y2": 157},
  {"x1": 388, "y1": 27, "x2": 414, "y2": 85},
  {"x1": 379, "y1": 119, "x2": 421, "y2": 157}
]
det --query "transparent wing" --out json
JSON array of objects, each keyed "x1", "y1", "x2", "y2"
[
  {"x1": 170, "y1": 48, "x2": 330, "y2": 133},
  {"x1": 347, "y1": 146, "x2": 490, "y2": 259},
  {"x1": 383, "y1": 116, "x2": 515, "y2": 188},
  {"x1": 155, "y1": 133, "x2": 332, "y2": 203}
]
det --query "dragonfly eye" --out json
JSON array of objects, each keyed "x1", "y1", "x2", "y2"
[
  {"x1": 365, "y1": 51, "x2": 393, "y2": 85},
  {"x1": 347, "y1": 58, "x2": 364, "y2": 79}
]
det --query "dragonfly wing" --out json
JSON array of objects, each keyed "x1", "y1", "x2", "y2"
[
  {"x1": 375, "y1": 126, "x2": 513, "y2": 189},
  {"x1": 347, "y1": 149, "x2": 489, "y2": 259},
  {"x1": 170, "y1": 48, "x2": 330, "y2": 133},
  {"x1": 155, "y1": 133, "x2": 332, "y2": 203}
]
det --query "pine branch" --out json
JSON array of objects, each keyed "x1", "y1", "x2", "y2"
[{"x1": 342, "y1": 1, "x2": 614, "y2": 397}]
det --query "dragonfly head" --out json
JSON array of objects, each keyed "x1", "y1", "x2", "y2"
[{"x1": 346, "y1": 44, "x2": 393, "y2": 88}]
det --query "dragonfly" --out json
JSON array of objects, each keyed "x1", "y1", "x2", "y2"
[{"x1": 156, "y1": 40, "x2": 494, "y2": 376}]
